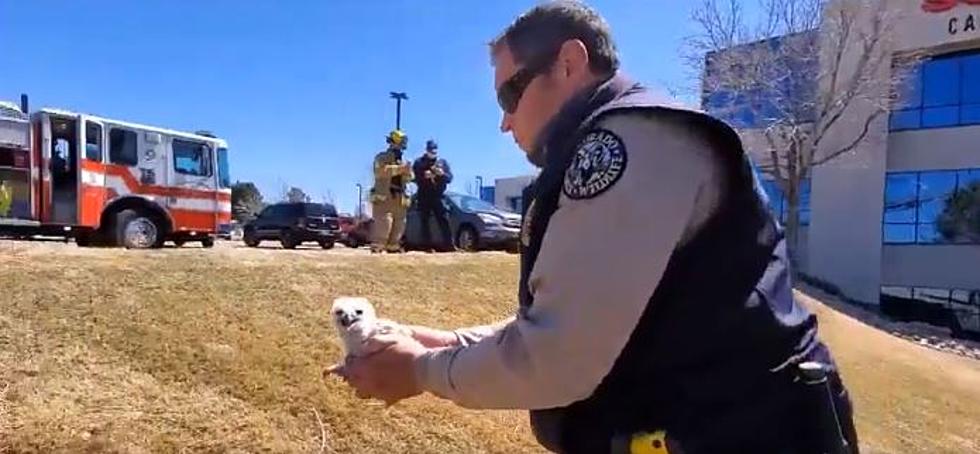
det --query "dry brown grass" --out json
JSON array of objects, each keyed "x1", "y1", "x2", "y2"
[
  {"x1": 1, "y1": 240, "x2": 978, "y2": 453},
  {"x1": 797, "y1": 288, "x2": 980, "y2": 454}
]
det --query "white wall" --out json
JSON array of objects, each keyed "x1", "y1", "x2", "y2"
[
  {"x1": 493, "y1": 175, "x2": 535, "y2": 212},
  {"x1": 887, "y1": 125, "x2": 980, "y2": 171},
  {"x1": 882, "y1": 245, "x2": 980, "y2": 288},
  {"x1": 807, "y1": 0, "x2": 895, "y2": 304}
]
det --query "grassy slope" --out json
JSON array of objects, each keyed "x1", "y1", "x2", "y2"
[
  {"x1": 798, "y1": 289, "x2": 980, "y2": 453},
  {"x1": 1, "y1": 242, "x2": 978, "y2": 453}
]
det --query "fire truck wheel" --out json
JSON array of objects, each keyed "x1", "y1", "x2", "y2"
[
  {"x1": 116, "y1": 209, "x2": 164, "y2": 249},
  {"x1": 201, "y1": 237, "x2": 215, "y2": 248}
]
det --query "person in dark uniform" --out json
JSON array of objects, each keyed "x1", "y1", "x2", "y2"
[
  {"x1": 330, "y1": 2, "x2": 858, "y2": 453},
  {"x1": 412, "y1": 139, "x2": 455, "y2": 252}
]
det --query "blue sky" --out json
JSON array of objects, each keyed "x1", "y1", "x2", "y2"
[{"x1": 1, "y1": 1, "x2": 720, "y2": 213}]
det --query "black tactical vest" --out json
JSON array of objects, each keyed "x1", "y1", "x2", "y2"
[{"x1": 519, "y1": 75, "x2": 829, "y2": 453}]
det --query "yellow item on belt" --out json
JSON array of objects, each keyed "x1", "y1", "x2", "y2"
[{"x1": 629, "y1": 430, "x2": 671, "y2": 454}]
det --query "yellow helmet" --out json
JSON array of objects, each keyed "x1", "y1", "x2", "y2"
[{"x1": 386, "y1": 129, "x2": 407, "y2": 148}]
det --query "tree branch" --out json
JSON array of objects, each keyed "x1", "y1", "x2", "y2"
[
  {"x1": 813, "y1": 1, "x2": 891, "y2": 152},
  {"x1": 818, "y1": 4, "x2": 853, "y2": 121},
  {"x1": 764, "y1": 124, "x2": 787, "y2": 185},
  {"x1": 813, "y1": 108, "x2": 885, "y2": 166}
]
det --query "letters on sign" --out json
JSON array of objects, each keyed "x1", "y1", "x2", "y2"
[
  {"x1": 948, "y1": 13, "x2": 977, "y2": 34},
  {"x1": 924, "y1": 0, "x2": 980, "y2": 35}
]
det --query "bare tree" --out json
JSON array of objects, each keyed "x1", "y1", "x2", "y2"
[
  {"x1": 321, "y1": 189, "x2": 336, "y2": 206},
  {"x1": 683, "y1": 0, "x2": 920, "y2": 261}
]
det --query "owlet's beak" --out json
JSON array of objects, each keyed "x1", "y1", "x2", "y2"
[{"x1": 340, "y1": 313, "x2": 359, "y2": 328}]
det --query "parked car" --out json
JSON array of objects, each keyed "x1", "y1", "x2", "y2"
[
  {"x1": 339, "y1": 215, "x2": 373, "y2": 249},
  {"x1": 242, "y1": 202, "x2": 340, "y2": 249},
  {"x1": 402, "y1": 192, "x2": 521, "y2": 252},
  {"x1": 216, "y1": 220, "x2": 243, "y2": 241}
]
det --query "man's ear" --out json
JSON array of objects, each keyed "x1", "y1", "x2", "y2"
[{"x1": 557, "y1": 39, "x2": 589, "y2": 78}]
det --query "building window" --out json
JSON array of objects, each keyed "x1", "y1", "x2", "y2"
[
  {"x1": 173, "y1": 139, "x2": 211, "y2": 177},
  {"x1": 759, "y1": 179, "x2": 811, "y2": 226},
  {"x1": 890, "y1": 51, "x2": 980, "y2": 131},
  {"x1": 702, "y1": 32, "x2": 819, "y2": 129},
  {"x1": 883, "y1": 169, "x2": 980, "y2": 244},
  {"x1": 480, "y1": 186, "x2": 495, "y2": 204},
  {"x1": 507, "y1": 196, "x2": 523, "y2": 213},
  {"x1": 109, "y1": 128, "x2": 138, "y2": 166},
  {"x1": 880, "y1": 286, "x2": 980, "y2": 336}
]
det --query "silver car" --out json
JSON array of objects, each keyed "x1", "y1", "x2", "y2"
[{"x1": 403, "y1": 192, "x2": 521, "y2": 252}]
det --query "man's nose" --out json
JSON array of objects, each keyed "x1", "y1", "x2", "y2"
[{"x1": 500, "y1": 113, "x2": 513, "y2": 133}]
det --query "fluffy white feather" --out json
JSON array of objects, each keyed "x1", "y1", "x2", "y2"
[{"x1": 331, "y1": 296, "x2": 409, "y2": 357}]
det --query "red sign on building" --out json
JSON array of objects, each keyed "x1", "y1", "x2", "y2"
[{"x1": 923, "y1": 0, "x2": 980, "y2": 13}]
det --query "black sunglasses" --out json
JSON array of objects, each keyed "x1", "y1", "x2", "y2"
[{"x1": 496, "y1": 53, "x2": 558, "y2": 114}]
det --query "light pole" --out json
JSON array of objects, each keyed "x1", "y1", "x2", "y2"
[
  {"x1": 355, "y1": 183, "x2": 363, "y2": 218},
  {"x1": 389, "y1": 92, "x2": 408, "y2": 130}
]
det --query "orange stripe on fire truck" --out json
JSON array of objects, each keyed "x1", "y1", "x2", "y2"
[{"x1": 79, "y1": 164, "x2": 231, "y2": 231}]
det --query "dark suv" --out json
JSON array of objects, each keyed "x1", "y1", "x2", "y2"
[{"x1": 242, "y1": 202, "x2": 340, "y2": 249}]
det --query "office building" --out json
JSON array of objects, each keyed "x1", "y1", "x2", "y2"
[{"x1": 705, "y1": 0, "x2": 980, "y2": 333}]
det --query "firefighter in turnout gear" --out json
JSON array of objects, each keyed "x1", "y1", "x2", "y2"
[{"x1": 370, "y1": 130, "x2": 413, "y2": 253}]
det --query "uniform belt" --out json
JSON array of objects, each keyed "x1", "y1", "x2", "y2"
[{"x1": 608, "y1": 361, "x2": 853, "y2": 454}]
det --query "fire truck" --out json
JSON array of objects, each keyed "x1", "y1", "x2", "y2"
[{"x1": 0, "y1": 95, "x2": 232, "y2": 248}]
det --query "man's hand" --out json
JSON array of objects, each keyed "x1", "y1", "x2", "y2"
[{"x1": 328, "y1": 334, "x2": 429, "y2": 406}]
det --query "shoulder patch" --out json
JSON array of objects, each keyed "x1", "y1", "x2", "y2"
[{"x1": 563, "y1": 128, "x2": 628, "y2": 200}]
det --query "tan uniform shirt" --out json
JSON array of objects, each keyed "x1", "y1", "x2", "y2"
[{"x1": 414, "y1": 110, "x2": 725, "y2": 409}]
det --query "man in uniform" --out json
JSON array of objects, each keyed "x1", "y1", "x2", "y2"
[
  {"x1": 370, "y1": 130, "x2": 413, "y2": 253},
  {"x1": 412, "y1": 139, "x2": 455, "y2": 252},
  {"x1": 331, "y1": 2, "x2": 858, "y2": 453}
]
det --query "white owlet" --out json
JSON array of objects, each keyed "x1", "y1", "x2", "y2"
[{"x1": 330, "y1": 297, "x2": 410, "y2": 357}]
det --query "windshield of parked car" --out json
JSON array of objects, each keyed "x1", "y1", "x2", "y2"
[
  {"x1": 304, "y1": 203, "x2": 337, "y2": 217},
  {"x1": 447, "y1": 193, "x2": 502, "y2": 213}
]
